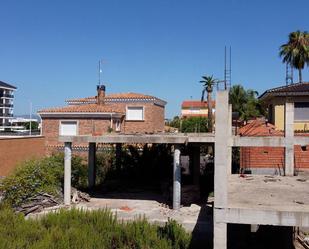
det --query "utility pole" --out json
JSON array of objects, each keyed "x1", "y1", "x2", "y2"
[{"x1": 29, "y1": 101, "x2": 32, "y2": 136}]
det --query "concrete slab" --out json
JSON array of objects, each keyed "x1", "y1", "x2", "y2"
[
  {"x1": 75, "y1": 195, "x2": 213, "y2": 232},
  {"x1": 228, "y1": 174, "x2": 309, "y2": 212}
]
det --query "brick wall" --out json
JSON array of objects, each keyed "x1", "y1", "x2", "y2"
[
  {"x1": 240, "y1": 145, "x2": 309, "y2": 170},
  {"x1": 0, "y1": 136, "x2": 45, "y2": 176},
  {"x1": 41, "y1": 102, "x2": 165, "y2": 151}
]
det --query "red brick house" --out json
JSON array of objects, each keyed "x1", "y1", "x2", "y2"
[
  {"x1": 239, "y1": 82, "x2": 309, "y2": 174},
  {"x1": 239, "y1": 119, "x2": 309, "y2": 174},
  {"x1": 38, "y1": 85, "x2": 166, "y2": 150}
]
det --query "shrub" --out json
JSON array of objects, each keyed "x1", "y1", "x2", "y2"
[
  {"x1": 0, "y1": 154, "x2": 88, "y2": 207},
  {"x1": 0, "y1": 206, "x2": 191, "y2": 249}
]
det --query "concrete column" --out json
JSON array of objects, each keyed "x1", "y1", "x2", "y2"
[
  {"x1": 88, "y1": 143, "x2": 96, "y2": 189},
  {"x1": 115, "y1": 143, "x2": 122, "y2": 172},
  {"x1": 173, "y1": 145, "x2": 181, "y2": 210},
  {"x1": 192, "y1": 146, "x2": 200, "y2": 185},
  {"x1": 228, "y1": 104, "x2": 232, "y2": 175},
  {"x1": 64, "y1": 142, "x2": 72, "y2": 205},
  {"x1": 214, "y1": 91, "x2": 230, "y2": 208},
  {"x1": 285, "y1": 101, "x2": 294, "y2": 176},
  {"x1": 214, "y1": 91, "x2": 230, "y2": 249},
  {"x1": 214, "y1": 222, "x2": 227, "y2": 249}
]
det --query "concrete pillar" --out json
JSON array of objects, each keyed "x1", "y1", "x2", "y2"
[
  {"x1": 88, "y1": 143, "x2": 96, "y2": 189},
  {"x1": 285, "y1": 101, "x2": 294, "y2": 176},
  {"x1": 214, "y1": 91, "x2": 230, "y2": 208},
  {"x1": 214, "y1": 91, "x2": 230, "y2": 249},
  {"x1": 115, "y1": 143, "x2": 122, "y2": 172},
  {"x1": 64, "y1": 142, "x2": 72, "y2": 205},
  {"x1": 228, "y1": 104, "x2": 232, "y2": 175},
  {"x1": 214, "y1": 222, "x2": 227, "y2": 249},
  {"x1": 192, "y1": 146, "x2": 200, "y2": 185},
  {"x1": 173, "y1": 145, "x2": 181, "y2": 210}
]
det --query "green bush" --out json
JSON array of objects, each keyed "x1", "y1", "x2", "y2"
[
  {"x1": 0, "y1": 206, "x2": 191, "y2": 249},
  {"x1": 0, "y1": 154, "x2": 88, "y2": 207}
]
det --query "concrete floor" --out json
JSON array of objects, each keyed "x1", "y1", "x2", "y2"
[
  {"x1": 76, "y1": 191, "x2": 213, "y2": 232},
  {"x1": 228, "y1": 173, "x2": 309, "y2": 212}
]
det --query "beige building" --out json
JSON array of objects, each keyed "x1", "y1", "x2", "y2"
[
  {"x1": 259, "y1": 82, "x2": 309, "y2": 131},
  {"x1": 181, "y1": 100, "x2": 215, "y2": 118}
]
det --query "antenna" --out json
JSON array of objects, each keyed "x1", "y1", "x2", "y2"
[
  {"x1": 224, "y1": 46, "x2": 232, "y2": 90},
  {"x1": 286, "y1": 62, "x2": 293, "y2": 85},
  {"x1": 98, "y1": 59, "x2": 107, "y2": 86}
]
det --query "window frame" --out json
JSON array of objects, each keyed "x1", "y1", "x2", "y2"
[
  {"x1": 59, "y1": 120, "x2": 78, "y2": 136},
  {"x1": 125, "y1": 106, "x2": 145, "y2": 121}
]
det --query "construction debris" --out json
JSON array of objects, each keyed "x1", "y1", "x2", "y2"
[{"x1": 15, "y1": 189, "x2": 90, "y2": 215}]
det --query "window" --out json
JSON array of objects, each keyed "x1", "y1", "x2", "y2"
[
  {"x1": 115, "y1": 120, "x2": 121, "y2": 132},
  {"x1": 295, "y1": 102, "x2": 309, "y2": 121},
  {"x1": 126, "y1": 106, "x2": 144, "y2": 121},
  {"x1": 60, "y1": 121, "x2": 77, "y2": 135}
]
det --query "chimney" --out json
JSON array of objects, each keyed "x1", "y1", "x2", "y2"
[{"x1": 97, "y1": 85, "x2": 106, "y2": 105}]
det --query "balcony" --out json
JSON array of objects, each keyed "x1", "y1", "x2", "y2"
[
  {"x1": 0, "y1": 103, "x2": 13, "y2": 108},
  {"x1": 0, "y1": 113, "x2": 13, "y2": 117},
  {"x1": 0, "y1": 93, "x2": 14, "y2": 98}
]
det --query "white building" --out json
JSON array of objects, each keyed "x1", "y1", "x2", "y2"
[{"x1": 0, "y1": 81, "x2": 17, "y2": 130}]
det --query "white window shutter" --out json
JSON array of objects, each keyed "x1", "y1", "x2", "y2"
[
  {"x1": 126, "y1": 107, "x2": 144, "y2": 120},
  {"x1": 60, "y1": 121, "x2": 77, "y2": 135}
]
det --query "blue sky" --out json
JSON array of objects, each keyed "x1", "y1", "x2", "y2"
[{"x1": 1, "y1": 0, "x2": 309, "y2": 118}]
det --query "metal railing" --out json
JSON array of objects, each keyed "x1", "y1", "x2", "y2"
[
  {"x1": 0, "y1": 103, "x2": 13, "y2": 108},
  {"x1": 0, "y1": 94, "x2": 14, "y2": 98}
]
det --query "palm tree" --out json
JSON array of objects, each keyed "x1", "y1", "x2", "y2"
[
  {"x1": 200, "y1": 75, "x2": 216, "y2": 132},
  {"x1": 279, "y1": 30, "x2": 309, "y2": 83}
]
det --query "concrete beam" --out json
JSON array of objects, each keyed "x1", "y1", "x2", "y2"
[
  {"x1": 173, "y1": 145, "x2": 181, "y2": 210},
  {"x1": 215, "y1": 207, "x2": 309, "y2": 227},
  {"x1": 233, "y1": 136, "x2": 286, "y2": 147},
  {"x1": 64, "y1": 142, "x2": 72, "y2": 205},
  {"x1": 285, "y1": 101, "x2": 294, "y2": 176},
  {"x1": 88, "y1": 143, "x2": 96, "y2": 189},
  {"x1": 59, "y1": 133, "x2": 215, "y2": 144}
]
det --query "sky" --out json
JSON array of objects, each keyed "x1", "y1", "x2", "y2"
[{"x1": 1, "y1": 0, "x2": 309, "y2": 118}]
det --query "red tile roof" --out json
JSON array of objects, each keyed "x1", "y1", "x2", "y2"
[
  {"x1": 38, "y1": 104, "x2": 123, "y2": 113},
  {"x1": 181, "y1": 100, "x2": 215, "y2": 108},
  {"x1": 238, "y1": 119, "x2": 283, "y2": 136},
  {"x1": 238, "y1": 119, "x2": 309, "y2": 137},
  {"x1": 66, "y1": 92, "x2": 166, "y2": 104}
]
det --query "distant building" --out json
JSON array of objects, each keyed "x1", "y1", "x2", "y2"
[
  {"x1": 259, "y1": 82, "x2": 309, "y2": 131},
  {"x1": 181, "y1": 100, "x2": 215, "y2": 118},
  {"x1": 0, "y1": 81, "x2": 17, "y2": 130},
  {"x1": 240, "y1": 82, "x2": 309, "y2": 174}
]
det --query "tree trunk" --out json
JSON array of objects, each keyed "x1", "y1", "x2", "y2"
[
  {"x1": 207, "y1": 91, "x2": 213, "y2": 132},
  {"x1": 299, "y1": 69, "x2": 302, "y2": 83}
]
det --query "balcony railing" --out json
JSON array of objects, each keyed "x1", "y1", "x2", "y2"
[
  {"x1": 0, "y1": 103, "x2": 13, "y2": 108},
  {"x1": 0, "y1": 94, "x2": 14, "y2": 98},
  {"x1": 0, "y1": 113, "x2": 13, "y2": 117}
]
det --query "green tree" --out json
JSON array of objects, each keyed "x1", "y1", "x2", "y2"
[
  {"x1": 24, "y1": 121, "x2": 39, "y2": 130},
  {"x1": 181, "y1": 117, "x2": 208, "y2": 133},
  {"x1": 279, "y1": 30, "x2": 309, "y2": 83},
  {"x1": 200, "y1": 75, "x2": 216, "y2": 132},
  {"x1": 168, "y1": 116, "x2": 181, "y2": 129},
  {"x1": 229, "y1": 85, "x2": 265, "y2": 121}
]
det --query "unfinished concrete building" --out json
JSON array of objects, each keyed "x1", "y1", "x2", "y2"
[{"x1": 60, "y1": 90, "x2": 309, "y2": 248}]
